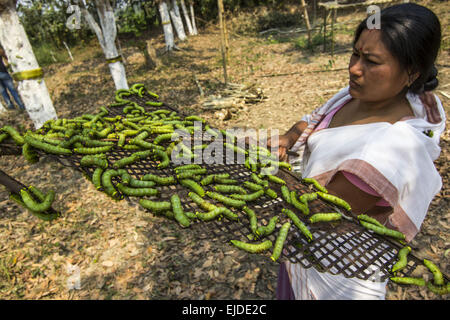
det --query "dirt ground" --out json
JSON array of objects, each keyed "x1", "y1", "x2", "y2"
[{"x1": 0, "y1": 1, "x2": 448, "y2": 300}]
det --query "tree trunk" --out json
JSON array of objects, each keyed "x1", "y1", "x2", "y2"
[
  {"x1": 158, "y1": 0, "x2": 175, "y2": 51},
  {"x1": 0, "y1": 0, "x2": 57, "y2": 129},
  {"x1": 82, "y1": 0, "x2": 128, "y2": 90},
  {"x1": 180, "y1": 0, "x2": 193, "y2": 35},
  {"x1": 189, "y1": 1, "x2": 198, "y2": 35},
  {"x1": 170, "y1": 0, "x2": 187, "y2": 41}
]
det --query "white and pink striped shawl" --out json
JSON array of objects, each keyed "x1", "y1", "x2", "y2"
[{"x1": 289, "y1": 86, "x2": 446, "y2": 242}]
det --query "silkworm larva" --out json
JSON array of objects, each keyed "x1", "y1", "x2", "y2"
[
  {"x1": 309, "y1": 212, "x2": 342, "y2": 223},
  {"x1": 243, "y1": 181, "x2": 264, "y2": 192},
  {"x1": 251, "y1": 173, "x2": 268, "y2": 188},
  {"x1": 184, "y1": 115, "x2": 205, "y2": 123},
  {"x1": 141, "y1": 174, "x2": 176, "y2": 185},
  {"x1": 303, "y1": 178, "x2": 328, "y2": 193},
  {"x1": 214, "y1": 185, "x2": 247, "y2": 195},
  {"x1": 10, "y1": 192, "x2": 59, "y2": 221},
  {"x1": 256, "y1": 216, "x2": 279, "y2": 237},
  {"x1": 423, "y1": 259, "x2": 444, "y2": 286},
  {"x1": 206, "y1": 191, "x2": 246, "y2": 209},
  {"x1": 20, "y1": 187, "x2": 55, "y2": 213},
  {"x1": 282, "y1": 208, "x2": 313, "y2": 242},
  {"x1": 174, "y1": 164, "x2": 202, "y2": 172},
  {"x1": 299, "y1": 192, "x2": 317, "y2": 204},
  {"x1": 280, "y1": 185, "x2": 291, "y2": 204},
  {"x1": 171, "y1": 194, "x2": 190, "y2": 228},
  {"x1": 391, "y1": 246, "x2": 411, "y2": 273},
  {"x1": 290, "y1": 191, "x2": 309, "y2": 215},
  {"x1": 129, "y1": 178, "x2": 156, "y2": 188},
  {"x1": 359, "y1": 221, "x2": 406, "y2": 240},
  {"x1": 80, "y1": 155, "x2": 109, "y2": 169},
  {"x1": 266, "y1": 174, "x2": 286, "y2": 185},
  {"x1": 229, "y1": 190, "x2": 264, "y2": 202},
  {"x1": 180, "y1": 179, "x2": 205, "y2": 197},
  {"x1": 224, "y1": 142, "x2": 248, "y2": 156},
  {"x1": 176, "y1": 168, "x2": 208, "y2": 180},
  {"x1": 230, "y1": 240, "x2": 273, "y2": 254},
  {"x1": 74, "y1": 145, "x2": 112, "y2": 155},
  {"x1": 242, "y1": 206, "x2": 258, "y2": 235},
  {"x1": 116, "y1": 183, "x2": 159, "y2": 197},
  {"x1": 357, "y1": 214, "x2": 384, "y2": 228},
  {"x1": 154, "y1": 149, "x2": 170, "y2": 169},
  {"x1": 316, "y1": 192, "x2": 351, "y2": 211},
  {"x1": 154, "y1": 133, "x2": 178, "y2": 145},
  {"x1": 188, "y1": 192, "x2": 217, "y2": 212},
  {"x1": 200, "y1": 173, "x2": 230, "y2": 186},
  {"x1": 390, "y1": 277, "x2": 425, "y2": 286},
  {"x1": 92, "y1": 167, "x2": 104, "y2": 189},
  {"x1": 112, "y1": 154, "x2": 138, "y2": 169},
  {"x1": 214, "y1": 177, "x2": 237, "y2": 184},
  {"x1": 24, "y1": 135, "x2": 72, "y2": 155},
  {"x1": 264, "y1": 188, "x2": 278, "y2": 199},
  {"x1": 270, "y1": 222, "x2": 291, "y2": 262},
  {"x1": 22, "y1": 143, "x2": 39, "y2": 164},
  {"x1": 426, "y1": 282, "x2": 449, "y2": 295},
  {"x1": 196, "y1": 207, "x2": 222, "y2": 221},
  {"x1": 1, "y1": 125, "x2": 25, "y2": 145},
  {"x1": 101, "y1": 169, "x2": 121, "y2": 198},
  {"x1": 139, "y1": 199, "x2": 172, "y2": 212}
]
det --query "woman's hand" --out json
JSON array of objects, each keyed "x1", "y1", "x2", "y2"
[{"x1": 266, "y1": 134, "x2": 291, "y2": 162}]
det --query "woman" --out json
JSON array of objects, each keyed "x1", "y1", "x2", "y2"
[{"x1": 271, "y1": 3, "x2": 446, "y2": 300}]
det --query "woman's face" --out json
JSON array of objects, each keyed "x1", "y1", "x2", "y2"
[{"x1": 348, "y1": 29, "x2": 413, "y2": 102}]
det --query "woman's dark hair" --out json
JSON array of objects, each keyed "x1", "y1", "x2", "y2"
[{"x1": 353, "y1": 3, "x2": 441, "y2": 93}]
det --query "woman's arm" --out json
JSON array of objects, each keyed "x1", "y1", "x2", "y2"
[{"x1": 267, "y1": 120, "x2": 308, "y2": 161}]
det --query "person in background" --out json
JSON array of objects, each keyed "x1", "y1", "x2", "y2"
[
  {"x1": 270, "y1": 3, "x2": 445, "y2": 300},
  {"x1": 0, "y1": 47, "x2": 26, "y2": 112}
]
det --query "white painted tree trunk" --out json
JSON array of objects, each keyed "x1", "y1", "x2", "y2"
[
  {"x1": 170, "y1": 0, "x2": 187, "y2": 41},
  {"x1": 189, "y1": 1, "x2": 198, "y2": 35},
  {"x1": 82, "y1": 0, "x2": 128, "y2": 90},
  {"x1": 180, "y1": 0, "x2": 193, "y2": 35},
  {"x1": 0, "y1": 0, "x2": 57, "y2": 129},
  {"x1": 158, "y1": 1, "x2": 175, "y2": 51},
  {"x1": 0, "y1": 98, "x2": 6, "y2": 114}
]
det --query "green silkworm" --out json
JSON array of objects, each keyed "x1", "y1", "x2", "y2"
[
  {"x1": 309, "y1": 212, "x2": 342, "y2": 223},
  {"x1": 359, "y1": 221, "x2": 406, "y2": 240},
  {"x1": 154, "y1": 132, "x2": 178, "y2": 145},
  {"x1": 264, "y1": 188, "x2": 278, "y2": 199},
  {"x1": 256, "y1": 216, "x2": 279, "y2": 237},
  {"x1": 426, "y1": 282, "x2": 449, "y2": 295},
  {"x1": 129, "y1": 178, "x2": 155, "y2": 188},
  {"x1": 243, "y1": 206, "x2": 258, "y2": 235},
  {"x1": 282, "y1": 208, "x2": 313, "y2": 242},
  {"x1": 92, "y1": 167, "x2": 104, "y2": 189},
  {"x1": 243, "y1": 181, "x2": 264, "y2": 192},
  {"x1": 196, "y1": 207, "x2": 222, "y2": 221},
  {"x1": 180, "y1": 179, "x2": 205, "y2": 197},
  {"x1": 188, "y1": 192, "x2": 217, "y2": 212},
  {"x1": 357, "y1": 214, "x2": 384, "y2": 228},
  {"x1": 271, "y1": 222, "x2": 291, "y2": 262},
  {"x1": 390, "y1": 276, "x2": 425, "y2": 286},
  {"x1": 211, "y1": 206, "x2": 239, "y2": 221},
  {"x1": 184, "y1": 115, "x2": 205, "y2": 123},
  {"x1": 116, "y1": 183, "x2": 159, "y2": 197},
  {"x1": 280, "y1": 185, "x2": 291, "y2": 204},
  {"x1": 74, "y1": 145, "x2": 112, "y2": 155},
  {"x1": 214, "y1": 177, "x2": 237, "y2": 184},
  {"x1": 10, "y1": 192, "x2": 59, "y2": 221},
  {"x1": 224, "y1": 142, "x2": 248, "y2": 156},
  {"x1": 81, "y1": 155, "x2": 109, "y2": 169},
  {"x1": 154, "y1": 149, "x2": 170, "y2": 169},
  {"x1": 316, "y1": 192, "x2": 351, "y2": 211},
  {"x1": 214, "y1": 185, "x2": 247, "y2": 195},
  {"x1": 303, "y1": 178, "x2": 328, "y2": 193},
  {"x1": 391, "y1": 246, "x2": 411, "y2": 273},
  {"x1": 230, "y1": 240, "x2": 273, "y2": 254},
  {"x1": 145, "y1": 101, "x2": 164, "y2": 107},
  {"x1": 423, "y1": 259, "x2": 444, "y2": 286},
  {"x1": 133, "y1": 150, "x2": 153, "y2": 160},
  {"x1": 141, "y1": 174, "x2": 176, "y2": 185},
  {"x1": 266, "y1": 174, "x2": 286, "y2": 185},
  {"x1": 290, "y1": 191, "x2": 309, "y2": 215},
  {"x1": 174, "y1": 164, "x2": 202, "y2": 172},
  {"x1": 176, "y1": 168, "x2": 208, "y2": 180},
  {"x1": 229, "y1": 190, "x2": 264, "y2": 202},
  {"x1": 101, "y1": 169, "x2": 121, "y2": 199},
  {"x1": 251, "y1": 173, "x2": 268, "y2": 188},
  {"x1": 22, "y1": 143, "x2": 39, "y2": 164},
  {"x1": 299, "y1": 192, "x2": 317, "y2": 204},
  {"x1": 206, "y1": 191, "x2": 246, "y2": 209},
  {"x1": 200, "y1": 173, "x2": 230, "y2": 186},
  {"x1": 171, "y1": 194, "x2": 190, "y2": 228},
  {"x1": 112, "y1": 154, "x2": 137, "y2": 169},
  {"x1": 20, "y1": 187, "x2": 55, "y2": 213},
  {"x1": 24, "y1": 135, "x2": 72, "y2": 155},
  {"x1": 184, "y1": 211, "x2": 198, "y2": 220},
  {"x1": 139, "y1": 199, "x2": 172, "y2": 212},
  {"x1": 1, "y1": 125, "x2": 25, "y2": 145}
]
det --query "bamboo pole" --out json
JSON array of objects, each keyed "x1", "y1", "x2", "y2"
[
  {"x1": 217, "y1": 0, "x2": 228, "y2": 84},
  {"x1": 300, "y1": 0, "x2": 312, "y2": 49}
]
